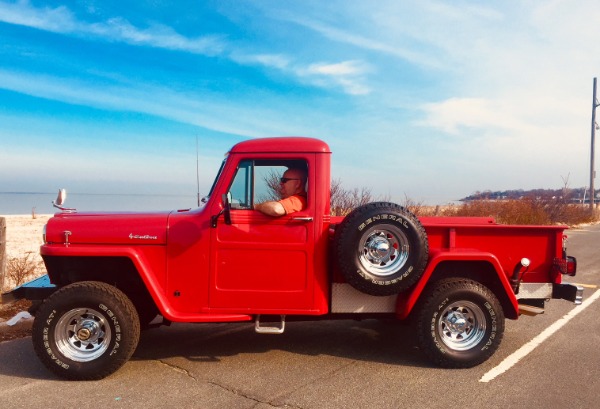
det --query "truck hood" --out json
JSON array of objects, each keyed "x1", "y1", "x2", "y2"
[{"x1": 44, "y1": 211, "x2": 171, "y2": 245}]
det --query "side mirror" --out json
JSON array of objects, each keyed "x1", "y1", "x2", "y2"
[
  {"x1": 52, "y1": 188, "x2": 76, "y2": 212},
  {"x1": 54, "y1": 189, "x2": 66, "y2": 206},
  {"x1": 211, "y1": 192, "x2": 233, "y2": 228},
  {"x1": 222, "y1": 193, "x2": 232, "y2": 225}
]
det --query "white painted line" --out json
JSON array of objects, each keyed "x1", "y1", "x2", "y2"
[{"x1": 480, "y1": 289, "x2": 600, "y2": 383}]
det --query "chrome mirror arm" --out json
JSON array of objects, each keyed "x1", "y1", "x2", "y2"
[{"x1": 52, "y1": 188, "x2": 77, "y2": 213}]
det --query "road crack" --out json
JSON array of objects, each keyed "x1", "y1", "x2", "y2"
[
  {"x1": 207, "y1": 380, "x2": 304, "y2": 408},
  {"x1": 156, "y1": 359, "x2": 198, "y2": 381}
]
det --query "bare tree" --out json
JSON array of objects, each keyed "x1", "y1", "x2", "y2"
[
  {"x1": 330, "y1": 178, "x2": 389, "y2": 216},
  {"x1": 259, "y1": 170, "x2": 283, "y2": 202},
  {"x1": 560, "y1": 173, "x2": 571, "y2": 202}
]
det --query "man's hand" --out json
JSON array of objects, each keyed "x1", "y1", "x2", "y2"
[{"x1": 255, "y1": 201, "x2": 286, "y2": 216}]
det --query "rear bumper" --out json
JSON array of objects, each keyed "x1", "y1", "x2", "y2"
[
  {"x1": 552, "y1": 283, "x2": 584, "y2": 305},
  {"x1": 517, "y1": 282, "x2": 584, "y2": 305},
  {"x1": 1, "y1": 275, "x2": 57, "y2": 304}
]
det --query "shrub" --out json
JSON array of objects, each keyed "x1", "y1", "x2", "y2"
[
  {"x1": 443, "y1": 198, "x2": 596, "y2": 226},
  {"x1": 6, "y1": 252, "x2": 42, "y2": 289}
]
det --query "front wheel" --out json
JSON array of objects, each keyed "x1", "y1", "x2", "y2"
[
  {"x1": 32, "y1": 281, "x2": 140, "y2": 380},
  {"x1": 415, "y1": 278, "x2": 505, "y2": 368}
]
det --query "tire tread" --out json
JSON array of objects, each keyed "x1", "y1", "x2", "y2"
[{"x1": 32, "y1": 281, "x2": 140, "y2": 380}]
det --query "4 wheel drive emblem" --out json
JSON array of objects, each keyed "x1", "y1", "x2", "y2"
[{"x1": 129, "y1": 233, "x2": 158, "y2": 240}]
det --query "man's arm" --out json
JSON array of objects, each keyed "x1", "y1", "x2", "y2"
[{"x1": 255, "y1": 201, "x2": 286, "y2": 216}]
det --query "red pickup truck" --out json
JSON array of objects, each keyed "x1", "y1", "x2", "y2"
[{"x1": 2, "y1": 137, "x2": 581, "y2": 380}]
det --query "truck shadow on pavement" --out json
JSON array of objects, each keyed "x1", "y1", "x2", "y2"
[
  {"x1": 0, "y1": 319, "x2": 432, "y2": 380},
  {"x1": 0, "y1": 337, "x2": 55, "y2": 380},
  {"x1": 133, "y1": 318, "x2": 430, "y2": 368}
]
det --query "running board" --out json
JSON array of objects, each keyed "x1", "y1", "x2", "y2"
[
  {"x1": 255, "y1": 315, "x2": 285, "y2": 334},
  {"x1": 518, "y1": 304, "x2": 545, "y2": 316}
]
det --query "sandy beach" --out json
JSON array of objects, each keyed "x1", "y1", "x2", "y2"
[{"x1": 1, "y1": 214, "x2": 51, "y2": 292}]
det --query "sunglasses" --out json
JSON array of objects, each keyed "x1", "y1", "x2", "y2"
[{"x1": 280, "y1": 177, "x2": 300, "y2": 184}]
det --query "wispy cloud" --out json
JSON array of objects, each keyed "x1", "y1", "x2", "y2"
[
  {"x1": 87, "y1": 18, "x2": 226, "y2": 55},
  {"x1": 0, "y1": 68, "x2": 315, "y2": 138},
  {"x1": 0, "y1": 0, "x2": 225, "y2": 55},
  {"x1": 0, "y1": 0, "x2": 369, "y2": 96},
  {"x1": 230, "y1": 52, "x2": 291, "y2": 70},
  {"x1": 0, "y1": 0, "x2": 76, "y2": 32},
  {"x1": 418, "y1": 97, "x2": 523, "y2": 135},
  {"x1": 300, "y1": 60, "x2": 371, "y2": 95},
  {"x1": 272, "y1": 11, "x2": 441, "y2": 70}
]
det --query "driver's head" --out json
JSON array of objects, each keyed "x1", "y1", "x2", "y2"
[{"x1": 279, "y1": 168, "x2": 306, "y2": 199}]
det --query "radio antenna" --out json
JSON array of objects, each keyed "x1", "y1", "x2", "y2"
[{"x1": 196, "y1": 135, "x2": 201, "y2": 207}]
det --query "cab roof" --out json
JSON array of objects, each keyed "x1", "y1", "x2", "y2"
[{"x1": 229, "y1": 137, "x2": 331, "y2": 154}]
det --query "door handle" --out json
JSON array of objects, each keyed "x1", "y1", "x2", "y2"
[{"x1": 292, "y1": 216, "x2": 313, "y2": 222}]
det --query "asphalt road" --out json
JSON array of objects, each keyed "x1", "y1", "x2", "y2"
[{"x1": 1, "y1": 224, "x2": 599, "y2": 409}]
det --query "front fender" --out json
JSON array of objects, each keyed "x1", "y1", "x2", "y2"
[{"x1": 41, "y1": 244, "x2": 169, "y2": 316}]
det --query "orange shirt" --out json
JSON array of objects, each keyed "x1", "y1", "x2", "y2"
[{"x1": 279, "y1": 193, "x2": 307, "y2": 214}]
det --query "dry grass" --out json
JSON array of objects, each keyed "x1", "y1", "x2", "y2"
[
  {"x1": 6, "y1": 252, "x2": 43, "y2": 288},
  {"x1": 410, "y1": 198, "x2": 598, "y2": 226}
]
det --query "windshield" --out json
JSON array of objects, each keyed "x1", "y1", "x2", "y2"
[{"x1": 202, "y1": 157, "x2": 227, "y2": 204}]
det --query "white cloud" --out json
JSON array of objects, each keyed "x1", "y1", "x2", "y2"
[
  {"x1": 419, "y1": 97, "x2": 529, "y2": 135},
  {"x1": 298, "y1": 60, "x2": 371, "y2": 95},
  {"x1": 89, "y1": 18, "x2": 225, "y2": 55},
  {"x1": 0, "y1": 0, "x2": 225, "y2": 55},
  {"x1": 0, "y1": 0, "x2": 76, "y2": 32},
  {"x1": 0, "y1": 68, "x2": 315, "y2": 139},
  {"x1": 307, "y1": 60, "x2": 364, "y2": 76},
  {"x1": 0, "y1": 1, "x2": 370, "y2": 96},
  {"x1": 230, "y1": 53, "x2": 291, "y2": 70},
  {"x1": 271, "y1": 10, "x2": 441, "y2": 69}
]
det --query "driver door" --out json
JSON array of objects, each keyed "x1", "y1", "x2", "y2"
[{"x1": 209, "y1": 158, "x2": 315, "y2": 312}]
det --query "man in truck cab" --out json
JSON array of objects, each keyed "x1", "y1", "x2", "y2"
[{"x1": 255, "y1": 167, "x2": 307, "y2": 216}]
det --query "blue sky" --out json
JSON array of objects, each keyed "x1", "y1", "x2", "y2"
[{"x1": 1, "y1": 0, "x2": 600, "y2": 209}]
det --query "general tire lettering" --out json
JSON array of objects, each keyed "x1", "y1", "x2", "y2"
[
  {"x1": 334, "y1": 202, "x2": 429, "y2": 296},
  {"x1": 32, "y1": 281, "x2": 140, "y2": 381},
  {"x1": 415, "y1": 278, "x2": 505, "y2": 368}
]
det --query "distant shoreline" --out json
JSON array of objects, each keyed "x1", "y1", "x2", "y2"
[{"x1": 0, "y1": 192, "x2": 199, "y2": 215}]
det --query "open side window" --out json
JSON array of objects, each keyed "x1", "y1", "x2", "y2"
[{"x1": 228, "y1": 159, "x2": 308, "y2": 210}]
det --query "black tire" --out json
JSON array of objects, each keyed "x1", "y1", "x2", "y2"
[
  {"x1": 334, "y1": 202, "x2": 429, "y2": 296},
  {"x1": 415, "y1": 278, "x2": 505, "y2": 368},
  {"x1": 32, "y1": 281, "x2": 140, "y2": 380}
]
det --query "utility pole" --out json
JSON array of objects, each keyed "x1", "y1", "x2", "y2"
[{"x1": 591, "y1": 78, "x2": 599, "y2": 209}]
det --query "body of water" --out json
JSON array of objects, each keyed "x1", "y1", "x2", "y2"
[{"x1": 0, "y1": 192, "x2": 200, "y2": 215}]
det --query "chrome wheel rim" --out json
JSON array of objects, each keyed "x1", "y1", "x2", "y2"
[
  {"x1": 358, "y1": 224, "x2": 409, "y2": 277},
  {"x1": 54, "y1": 308, "x2": 111, "y2": 362},
  {"x1": 437, "y1": 301, "x2": 486, "y2": 351}
]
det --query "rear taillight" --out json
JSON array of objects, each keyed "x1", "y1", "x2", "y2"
[
  {"x1": 566, "y1": 256, "x2": 577, "y2": 276},
  {"x1": 553, "y1": 256, "x2": 577, "y2": 277}
]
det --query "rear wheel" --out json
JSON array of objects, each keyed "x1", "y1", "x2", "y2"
[
  {"x1": 415, "y1": 278, "x2": 505, "y2": 368},
  {"x1": 32, "y1": 281, "x2": 140, "y2": 380}
]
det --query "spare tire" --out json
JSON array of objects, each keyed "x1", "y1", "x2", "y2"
[{"x1": 334, "y1": 202, "x2": 429, "y2": 296}]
